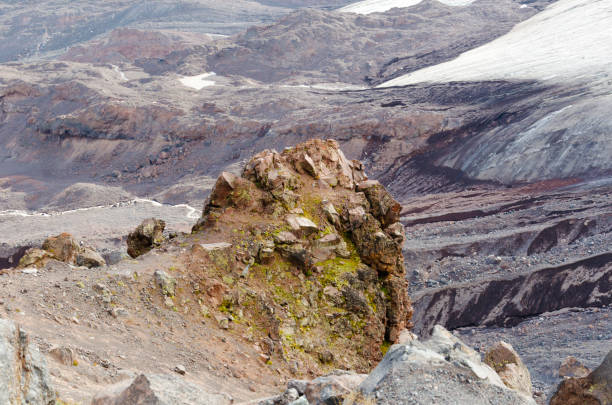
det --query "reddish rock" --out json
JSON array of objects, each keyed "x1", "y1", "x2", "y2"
[
  {"x1": 42, "y1": 233, "x2": 79, "y2": 263},
  {"x1": 559, "y1": 356, "x2": 591, "y2": 378},
  {"x1": 550, "y1": 350, "x2": 612, "y2": 405}
]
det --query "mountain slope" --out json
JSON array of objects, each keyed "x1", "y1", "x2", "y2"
[
  {"x1": 377, "y1": 0, "x2": 612, "y2": 184},
  {"x1": 339, "y1": 0, "x2": 475, "y2": 14}
]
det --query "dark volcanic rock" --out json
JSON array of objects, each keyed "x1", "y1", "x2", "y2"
[
  {"x1": 412, "y1": 253, "x2": 612, "y2": 335},
  {"x1": 550, "y1": 350, "x2": 612, "y2": 405},
  {"x1": 127, "y1": 218, "x2": 166, "y2": 258}
]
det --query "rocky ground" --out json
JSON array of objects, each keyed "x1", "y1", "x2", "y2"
[
  {"x1": 0, "y1": 0, "x2": 610, "y2": 403},
  {"x1": 457, "y1": 306, "x2": 612, "y2": 400}
]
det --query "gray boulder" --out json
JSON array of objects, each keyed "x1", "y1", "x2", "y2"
[
  {"x1": 0, "y1": 319, "x2": 55, "y2": 405},
  {"x1": 76, "y1": 246, "x2": 107, "y2": 268},
  {"x1": 92, "y1": 373, "x2": 231, "y2": 405},
  {"x1": 356, "y1": 325, "x2": 536, "y2": 405},
  {"x1": 305, "y1": 371, "x2": 367, "y2": 405}
]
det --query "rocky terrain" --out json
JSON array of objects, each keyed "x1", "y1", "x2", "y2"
[{"x1": 0, "y1": 0, "x2": 610, "y2": 403}]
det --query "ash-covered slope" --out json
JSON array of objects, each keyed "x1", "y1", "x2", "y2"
[
  {"x1": 206, "y1": 0, "x2": 546, "y2": 85},
  {"x1": 379, "y1": 0, "x2": 612, "y2": 184},
  {"x1": 0, "y1": 0, "x2": 324, "y2": 63},
  {"x1": 0, "y1": 0, "x2": 557, "y2": 215},
  {"x1": 339, "y1": 0, "x2": 475, "y2": 14}
]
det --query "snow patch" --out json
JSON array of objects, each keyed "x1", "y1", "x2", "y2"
[
  {"x1": 281, "y1": 83, "x2": 367, "y2": 91},
  {"x1": 179, "y1": 72, "x2": 216, "y2": 90},
  {"x1": 339, "y1": 0, "x2": 475, "y2": 14},
  {"x1": 0, "y1": 199, "x2": 200, "y2": 220},
  {"x1": 379, "y1": 0, "x2": 612, "y2": 86}
]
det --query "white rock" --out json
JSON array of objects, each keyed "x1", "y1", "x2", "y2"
[
  {"x1": 285, "y1": 215, "x2": 318, "y2": 233},
  {"x1": 199, "y1": 242, "x2": 232, "y2": 251},
  {"x1": 21, "y1": 268, "x2": 38, "y2": 274}
]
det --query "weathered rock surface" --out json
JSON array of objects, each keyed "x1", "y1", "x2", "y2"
[
  {"x1": 304, "y1": 371, "x2": 367, "y2": 405},
  {"x1": 260, "y1": 371, "x2": 367, "y2": 405},
  {"x1": 127, "y1": 218, "x2": 166, "y2": 258},
  {"x1": 41, "y1": 232, "x2": 80, "y2": 263},
  {"x1": 357, "y1": 325, "x2": 536, "y2": 405},
  {"x1": 550, "y1": 350, "x2": 612, "y2": 405},
  {"x1": 91, "y1": 373, "x2": 231, "y2": 405},
  {"x1": 191, "y1": 139, "x2": 412, "y2": 372},
  {"x1": 0, "y1": 319, "x2": 55, "y2": 405},
  {"x1": 48, "y1": 346, "x2": 77, "y2": 367},
  {"x1": 18, "y1": 233, "x2": 106, "y2": 268},
  {"x1": 484, "y1": 341, "x2": 533, "y2": 397},
  {"x1": 76, "y1": 246, "x2": 107, "y2": 268},
  {"x1": 207, "y1": 1, "x2": 549, "y2": 85}
]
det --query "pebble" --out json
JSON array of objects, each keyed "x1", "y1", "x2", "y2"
[{"x1": 174, "y1": 365, "x2": 186, "y2": 375}]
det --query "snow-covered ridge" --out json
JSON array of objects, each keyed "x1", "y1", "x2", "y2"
[
  {"x1": 379, "y1": 0, "x2": 612, "y2": 86},
  {"x1": 339, "y1": 0, "x2": 475, "y2": 15}
]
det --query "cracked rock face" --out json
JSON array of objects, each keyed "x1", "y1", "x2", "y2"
[{"x1": 0, "y1": 319, "x2": 56, "y2": 405}]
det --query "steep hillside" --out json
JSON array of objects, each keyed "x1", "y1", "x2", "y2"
[{"x1": 0, "y1": 139, "x2": 413, "y2": 403}]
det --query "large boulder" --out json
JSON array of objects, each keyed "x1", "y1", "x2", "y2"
[
  {"x1": 244, "y1": 139, "x2": 362, "y2": 191},
  {"x1": 18, "y1": 233, "x2": 106, "y2": 268},
  {"x1": 260, "y1": 372, "x2": 368, "y2": 405},
  {"x1": 17, "y1": 248, "x2": 55, "y2": 269},
  {"x1": 127, "y1": 218, "x2": 166, "y2": 258},
  {"x1": 76, "y1": 246, "x2": 107, "y2": 268},
  {"x1": 550, "y1": 350, "x2": 612, "y2": 405},
  {"x1": 305, "y1": 371, "x2": 368, "y2": 405},
  {"x1": 356, "y1": 325, "x2": 536, "y2": 405},
  {"x1": 92, "y1": 374, "x2": 231, "y2": 405},
  {"x1": 190, "y1": 139, "x2": 412, "y2": 373},
  {"x1": 0, "y1": 319, "x2": 55, "y2": 405},
  {"x1": 42, "y1": 232, "x2": 80, "y2": 263},
  {"x1": 484, "y1": 341, "x2": 533, "y2": 396}
]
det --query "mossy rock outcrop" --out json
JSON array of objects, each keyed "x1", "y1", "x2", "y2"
[{"x1": 188, "y1": 139, "x2": 412, "y2": 374}]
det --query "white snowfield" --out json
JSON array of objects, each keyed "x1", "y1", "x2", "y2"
[
  {"x1": 179, "y1": 72, "x2": 216, "y2": 90},
  {"x1": 339, "y1": 0, "x2": 474, "y2": 14},
  {"x1": 379, "y1": 0, "x2": 612, "y2": 86}
]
